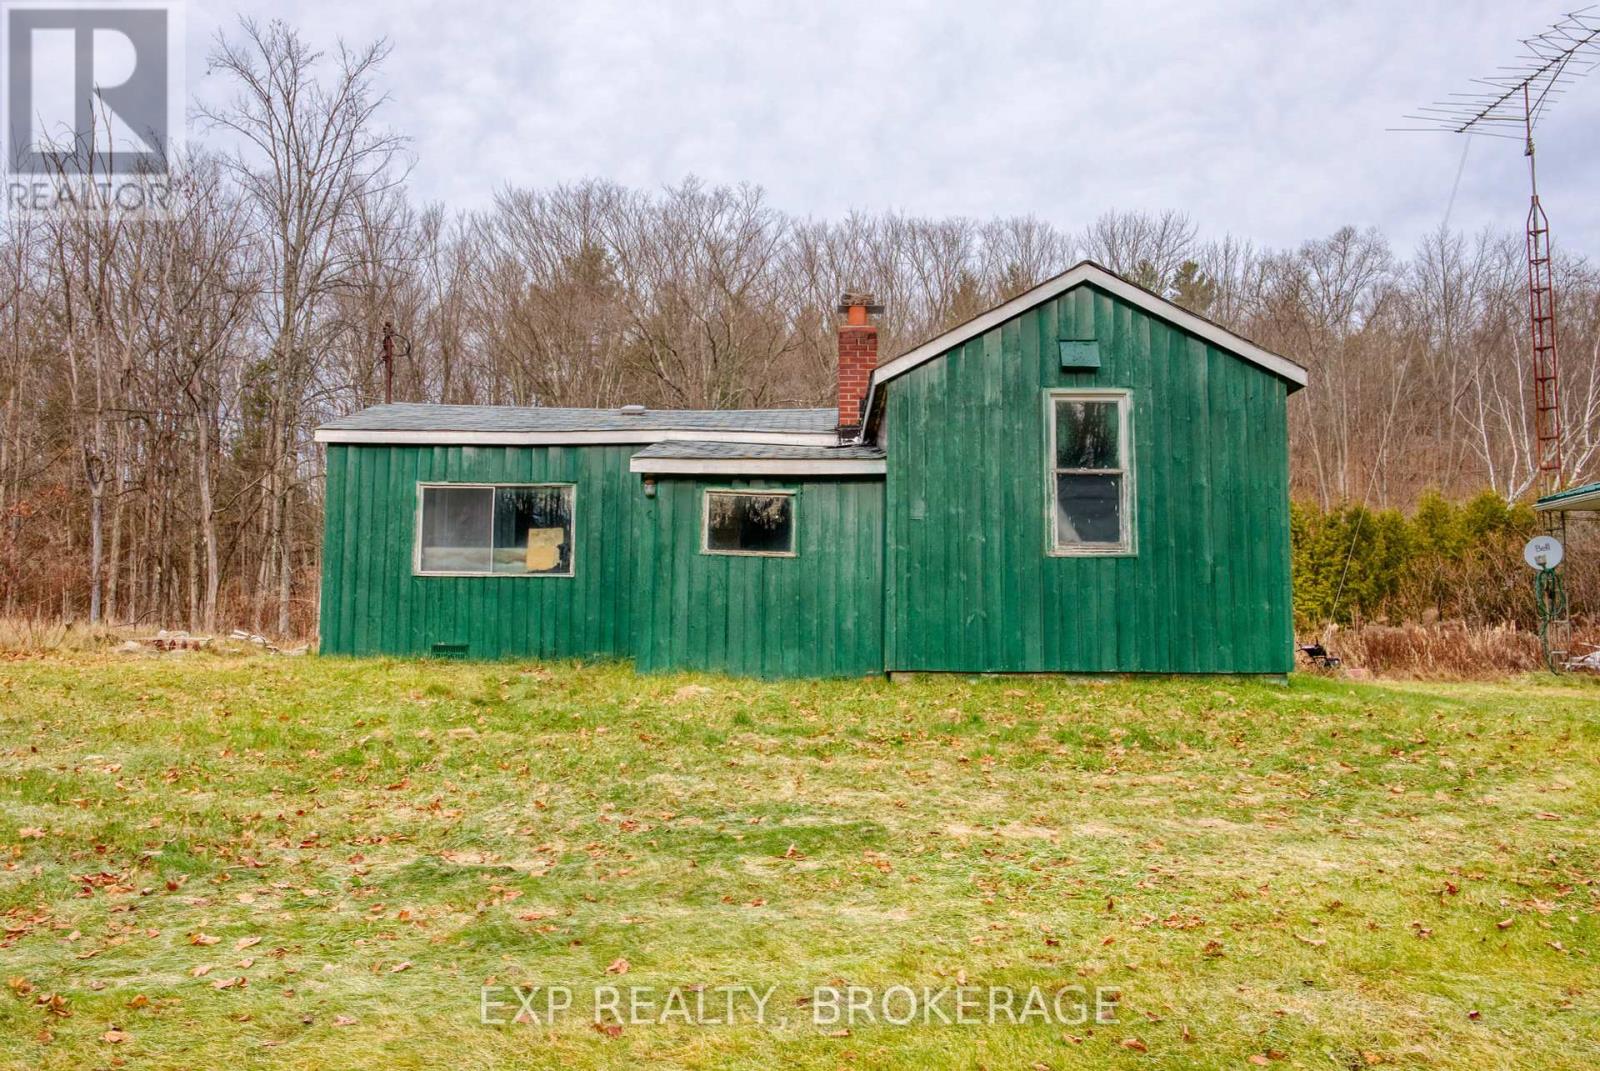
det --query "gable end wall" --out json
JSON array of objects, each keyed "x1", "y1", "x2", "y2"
[{"x1": 883, "y1": 283, "x2": 1294, "y2": 673}]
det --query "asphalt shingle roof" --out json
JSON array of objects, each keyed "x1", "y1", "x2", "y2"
[
  {"x1": 318, "y1": 403, "x2": 838, "y2": 435},
  {"x1": 631, "y1": 440, "x2": 885, "y2": 461}
]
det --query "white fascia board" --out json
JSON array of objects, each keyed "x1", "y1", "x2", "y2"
[
  {"x1": 314, "y1": 428, "x2": 841, "y2": 448},
  {"x1": 854, "y1": 260, "x2": 1308, "y2": 442},
  {"x1": 630, "y1": 457, "x2": 885, "y2": 476}
]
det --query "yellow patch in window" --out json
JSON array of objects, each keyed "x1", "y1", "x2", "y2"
[{"x1": 524, "y1": 527, "x2": 565, "y2": 572}]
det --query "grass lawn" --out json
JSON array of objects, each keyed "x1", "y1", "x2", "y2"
[{"x1": 1, "y1": 653, "x2": 1597, "y2": 1070}]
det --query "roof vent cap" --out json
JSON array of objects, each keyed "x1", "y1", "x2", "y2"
[{"x1": 619, "y1": 404, "x2": 647, "y2": 416}]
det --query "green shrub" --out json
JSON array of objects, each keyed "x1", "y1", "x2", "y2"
[{"x1": 1292, "y1": 491, "x2": 1539, "y2": 629}]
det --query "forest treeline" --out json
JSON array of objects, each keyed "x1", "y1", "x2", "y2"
[{"x1": 2, "y1": 19, "x2": 1597, "y2": 636}]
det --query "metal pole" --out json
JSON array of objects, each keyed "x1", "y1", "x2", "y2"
[{"x1": 381, "y1": 321, "x2": 395, "y2": 405}]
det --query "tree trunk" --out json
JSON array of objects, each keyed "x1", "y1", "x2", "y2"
[
  {"x1": 195, "y1": 410, "x2": 220, "y2": 633},
  {"x1": 277, "y1": 485, "x2": 293, "y2": 636},
  {"x1": 86, "y1": 453, "x2": 104, "y2": 624}
]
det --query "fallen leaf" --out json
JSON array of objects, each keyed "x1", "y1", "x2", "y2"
[
  {"x1": 605, "y1": 958, "x2": 630, "y2": 975},
  {"x1": 389, "y1": 961, "x2": 412, "y2": 973},
  {"x1": 189, "y1": 933, "x2": 220, "y2": 947},
  {"x1": 127, "y1": 995, "x2": 149, "y2": 1009},
  {"x1": 1496, "y1": 917, "x2": 1515, "y2": 930},
  {"x1": 592, "y1": 1022, "x2": 623, "y2": 1038},
  {"x1": 18, "y1": 828, "x2": 45, "y2": 839},
  {"x1": 1121, "y1": 1037, "x2": 1149, "y2": 1053},
  {"x1": 191, "y1": 965, "x2": 212, "y2": 977},
  {"x1": 332, "y1": 1015, "x2": 357, "y2": 1027},
  {"x1": 235, "y1": 936, "x2": 261, "y2": 950},
  {"x1": 101, "y1": 1029, "x2": 128, "y2": 1044}
]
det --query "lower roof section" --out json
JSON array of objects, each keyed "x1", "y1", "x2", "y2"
[
  {"x1": 629, "y1": 440, "x2": 886, "y2": 477},
  {"x1": 315, "y1": 403, "x2": 841, "y2": 447}
]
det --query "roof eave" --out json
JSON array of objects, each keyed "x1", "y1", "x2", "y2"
[
  {"x1": 855, "y1": 259, "x2": 1308, "y2": 443},
  {"x1": 629, "y1": 456, "x2": 886, "y2": 476},
  {"x1": 1536, "y1": 481, "x2": 1600, "y2": 512}
]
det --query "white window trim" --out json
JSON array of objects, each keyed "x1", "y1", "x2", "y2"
[
  {"x1": 1045, "y1": 389, "x2": 1136, "y2": 558},
  {"x1": 701, "y1": 488, "x2": 798, "y2": 558},
  {"x1": 413, "y1": 482, "x2": 577, "y2": 577}
]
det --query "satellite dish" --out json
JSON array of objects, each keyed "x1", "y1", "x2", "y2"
[{"x1": 1523, "y1": 535, "x2": 1564, "y2": 570}]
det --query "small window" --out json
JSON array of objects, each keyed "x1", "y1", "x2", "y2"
[
  {"x1": 417, "y1": 484, "x2": 574, "y2": 576},
  {"x1": 1049, "y1": 392, "x2": 1132, "y2": 554},
  {"x1": 703, "y1": 491, "x2": 796, "y2": 556}
]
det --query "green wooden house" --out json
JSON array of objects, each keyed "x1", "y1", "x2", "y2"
[{"x1": 315, "y1": 260, "x2": 1308, "y2": 676}]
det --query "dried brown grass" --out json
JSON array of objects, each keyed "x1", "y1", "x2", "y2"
[
  {"x1": 0, "y1": 617, "x2": 124, "y2": 653},
  {"x1": 1299, "y1": 621, "x2": 1600, "y2": 679}
]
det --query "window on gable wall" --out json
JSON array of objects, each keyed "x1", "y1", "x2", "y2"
[
  {"x1": 1049, "y1": 392, "x2": 1133, "y2": 554},
  {"x1": 417, "y1": 484, "x2": 574, "y2": 575},
  {"x1": 703, "y1": 491, "x2": 796, "y2": 556}
]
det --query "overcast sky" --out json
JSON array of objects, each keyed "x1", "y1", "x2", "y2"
[{"x1": 184, "y1": 0, "x2": 1600, "y2": 258}]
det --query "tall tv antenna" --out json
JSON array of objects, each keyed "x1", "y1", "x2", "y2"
[{"x1": 1399, "y1": 7, "x2": 1600, "y2": 497}]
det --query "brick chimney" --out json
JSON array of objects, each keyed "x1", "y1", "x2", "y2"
[{"x1": 836, "y1": 292, "x2": 882, "y2": 437}]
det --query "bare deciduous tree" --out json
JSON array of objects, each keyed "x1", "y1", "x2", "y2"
[{"x1": 200, "y1": 17, "x2": 407, "y2": 634}]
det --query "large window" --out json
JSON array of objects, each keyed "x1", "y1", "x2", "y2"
[
  {"x1": 1048, "y1": 391, "x2": 1133, "y2": 554},
  {"x1": 703, "y1": 490, "x2": 796, "y2": 556},
  {"x1": 416, "y1": 484, "x2": 574, "y2": 576}
]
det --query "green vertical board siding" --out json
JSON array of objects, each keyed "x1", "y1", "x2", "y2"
[
  {"x1": 884, "y1": 282, "x2": 1294, "y2": 674},
  {"x1": 633, "y1": 477, "x2": 885, "y2": 678},
  {"x1": 319, "y1": 444, "x2": 641, "y2": 660}
]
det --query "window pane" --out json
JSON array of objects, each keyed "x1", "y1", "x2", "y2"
[
  {"x1": 420, "y1": 487, "x2": 492, "y2": 572},
  {"x1": 492, "y1": 486, "x2": 573, "y2": 575},
  {"x1": 706, "y1": 493, "x2": 794, "y2": 554},
  {"x1": 1055, "y1": 474, "x2": 1123, "y2": 545},
  {"x1": 1055, "y1": 399, "x2": 1120, "y2": 469}
]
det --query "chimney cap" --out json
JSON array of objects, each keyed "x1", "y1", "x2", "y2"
[{"x1": 837, "y1": 292, "x2": 884, "y2": 315}]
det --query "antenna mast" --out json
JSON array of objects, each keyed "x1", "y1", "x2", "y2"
[{"x1": 1399, "y1": 7, "x2": 1600, "y2": 497}]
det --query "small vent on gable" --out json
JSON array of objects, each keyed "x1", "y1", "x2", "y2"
[{"x1": 1059, "y1": 338, "x2": 1101, "y2": 370}]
